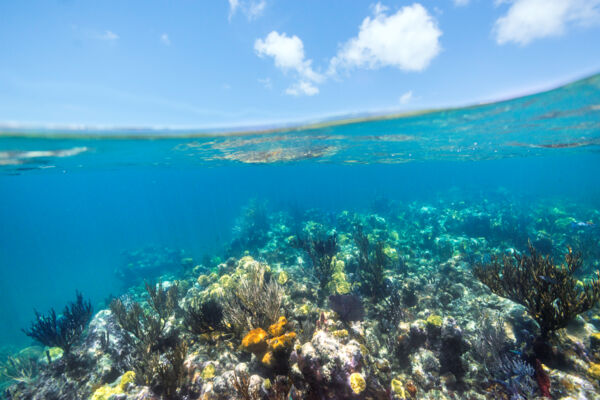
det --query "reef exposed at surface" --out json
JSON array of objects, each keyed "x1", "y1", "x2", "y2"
[{"x1": 2, "y1": 192, "x2": 600, "y2": 400}]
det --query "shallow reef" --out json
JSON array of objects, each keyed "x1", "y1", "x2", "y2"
[{"x1": 2, "y1": 193, "x2": 600, "y2": 400}]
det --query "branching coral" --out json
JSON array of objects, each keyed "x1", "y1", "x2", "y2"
[
  {"x1": 293, "y1": 230, "x2": 338, "y2": 301},
  {"x1": 183, "y1": 298, "x2": 224, "y2": 335},
  {"x1": 110, "y1": 281, "x2": 179, "y2": 353},
  {"x1": 222, "y1": 259, "x2": 283, "y2": 334},
  {"x1": 133, "y1": 341, "x2": 189, "y2": 399},
  {"x1": 22, "y1": 291, "x2": 92, "y2": 355},
  {"x1": 474, "y1": 242, "x2": 600, "y2": 336},
  {"x1": 110, "y1": 282, "x2": 187, "y2": 399},
  {"x1": 154, "y1": 341, "x2": 188, "y2": 399},
  {"x1": 0, "y1": 354, "x2": 39, "y2": 385},
  {"x1": 110, "y1": 280, "x2": 186, "y2": 398},
  {"x1": 353, "y1": 225, "x2": 389, "y2": 300}
]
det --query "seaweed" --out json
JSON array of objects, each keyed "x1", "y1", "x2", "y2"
[
  {"x1": 183, "y1": 298, "x2": 225, "y2": 335},
  {"x1": 22, "y1": 292, "x2": 92, "y2": 355},
  {"x1": 293, "y1": 230, "x2": 338, "y2": 301},
  {"x1": 474, "y1": 241, "x2": 600, "y2": 336},
  {"x1": 353, "y1": 225, "x2": 389, "y2": 300}
]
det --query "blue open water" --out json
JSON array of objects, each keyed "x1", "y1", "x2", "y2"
[{"x1": 0, "y1": 73, "x2": 599, "y2": 349}]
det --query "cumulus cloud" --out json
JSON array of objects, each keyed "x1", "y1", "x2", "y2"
[
  {"x1": 254, "y1": 31, "x2": 323, "y2": 96},
  {"x1": 494, "y1": 0, "x2": 600, "y2": 45},
  {"x1": 160, "y1": 33, "x2": 171, "y2": 46},
  {"x1": 229, "y1": 0, "x2": 267, "y2": 21},
  {"x1": 329, "y1": 3, "x2": 442, "y2": 74}
]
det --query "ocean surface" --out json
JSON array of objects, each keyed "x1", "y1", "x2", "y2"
[{"x1": 0, "y1": 74, "x2": 600, "y2": 399}]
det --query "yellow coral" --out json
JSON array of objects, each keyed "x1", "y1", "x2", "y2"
[
  {"x1": 426, "y1": 315, "x2": 443, "y2": 328},
  {"x1": 332, "y1": 329, "x2": 348, "y2": 339},
  {"x1": 335, "y1": 280, "x2": 351, "y2": 295},
  {"x1": 327, "y1": 257, "x2": 352, "y2": 295},
  {"x1": 588, "y1": 362, "x2": 600, "y2": 380},
  {"x1": 91, "y1": 384, "x2": 122, "y2": 400},
  {"x1": 197, "y1": 274, "x2": 210, "y2": 286},
  {"x1": 119, "y1": 371, "x2": 135, "y2": 390},
  {"x1": 268, "y1": 316, "x2": 287, "y2": 337},
  {"x1": 268, "y1": 332, "x2": 296, "y2": 352},
  {"x1": 391, "y1": 379, "x2": 405, "y2": 397},
  {"x1": 383, "y1": 245, "x2": 400, "y2": 262},
  {"x1": 261, "y1": 351, "x2": 274, "y2": 367},
  {"x1": 241, "y1": 328, "x2": 268, "y2": 354},
  {"x1": 47, "y1": 347, "x2": 63, "y2": 361},
  {"x1": 201, "y1": 364, "x2": 216, "y2": 379},
  {"x1": 297, "y1": 304, "x2": 310, "y2": 315},
  {"x1": 349, "y1": 372, "x2": 366, "y2": 394},
  {"x1": 219, "y1": 274, "x2": 234, "y2": 289},
  {"x1": 277, "y1": 271, "x2": 289, "y2": 285},
  {"x1": 263, "y1": 378, "x2": 272, "y2": 390}
]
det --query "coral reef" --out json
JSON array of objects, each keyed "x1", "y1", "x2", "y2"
[
  {"x1": 293, "y1": 229, "x2": 338, "y2": 301},
  {"x1": 5, "y1": 195, "x2": 600, "y2": 400},
  {"x1": 474, "y1": 241, "x2": 600, "y2": 336},
  {"x1": 183, "y1": 298, "x2": 224, "y2": 335},
  {"x1": 353, "y1": 224, "x2": 390, "y2": 300},
  {"x1": 22, "y1": 292, "x2": 92, "y2": 355},
  {"x1": 221, "y1": 257, "x2": 284, "y2": 334}
]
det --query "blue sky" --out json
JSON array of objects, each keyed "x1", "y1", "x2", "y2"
[{"x1": 0, "y1": 0, "x2": 599, "y2": 130}]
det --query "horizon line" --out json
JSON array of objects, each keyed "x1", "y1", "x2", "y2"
[{"x1": 0, "y1": 71, "x2": 597, "y2": 140}]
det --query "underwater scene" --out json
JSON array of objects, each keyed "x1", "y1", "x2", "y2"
[{"x1": 1, "y1": 74, "x2": 600, "y2": 400}]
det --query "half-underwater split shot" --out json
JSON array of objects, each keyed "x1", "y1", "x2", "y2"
[{"x1": 1, "y1": 1, "x2": 600, "y2": 400}]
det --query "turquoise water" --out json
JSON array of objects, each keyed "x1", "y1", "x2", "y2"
[{"x1": 1, "y1": 74, "x2": 600, "y2": 398}]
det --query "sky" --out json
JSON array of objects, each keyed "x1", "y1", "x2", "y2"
[{"x1": 0, "y1": 0, "x2": 599, "y2": 130}]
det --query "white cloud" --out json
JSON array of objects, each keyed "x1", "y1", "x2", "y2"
[
  {"x1": 330, "y1": 3, "x2": 442, "y2": 73},
  {"x1": 258, "y1": 77, "x2": 273, "y2": 89},
  {"x1": 160, "y1": 33, "x2": 171, "y2": 46},
  {"x1": 228, "y1": 0, "x2": 267, "y2": 21},
  {"x1": 248, "y1": 0, "x2": 267, "y2": 20},
  {"x1": 286, "y1": 81, "x2": 319, "y2": 96},
  {"x1": 97, "y1": 30, "x2": 119, "y2": 41},
  {"x1": 453, "y1": 0, "x2": 470, "y2": 6},
  {"x1": 494, "y1": 0, "x2": 600, "y2": 45},
  {"x1": 255, "y1": 31, "x2": 323, "y2": 96},
  {"x1": 228, "y1": 0, "x2": 240, "y2": 16},
  {"x1": 399, "y1": 90, "x2": 413, "y2": 104}
]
